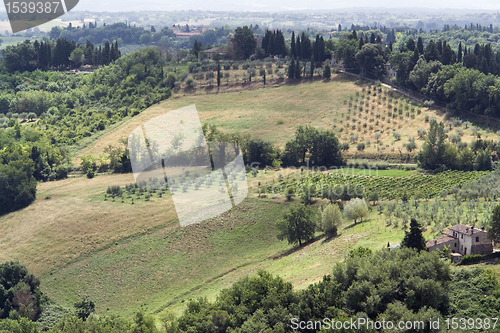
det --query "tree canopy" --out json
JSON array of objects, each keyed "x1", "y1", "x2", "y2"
[
  {"x1": 276, "y1": 204, "x2": 316, "y2": 246},
  {"x1": 401, "y1": 219, "x2": 427, "y2": 251}
]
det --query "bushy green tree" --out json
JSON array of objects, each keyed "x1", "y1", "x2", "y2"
[
  {"x1": 276, "y1": 205, "x2": 316, "y2": 246},
  {"x1": 233, "y1": 26, "x2": 256, "y2": 59},
  {"x1": 0, "y1": 262, "x2": 43, "y2": 320},
  {"x1": 322, "y1": 63, "x2": 331, "y2": 79},
  {"x1": 74, "y1": 297, "x2": 95, "y2": 321},
  {"x1": 355, "y1": 44, "x2": 386, "y2": 79},
  {"x1": 417, "y1": 120, "x2": 447, "y2": 170}
]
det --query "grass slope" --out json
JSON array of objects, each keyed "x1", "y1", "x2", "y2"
[
  {"x1": 75, "y1": 73, "x2": 500, "y2": 165},
  {"x1": 0, "y1": 170, "x2": 412, "y2": 319}
]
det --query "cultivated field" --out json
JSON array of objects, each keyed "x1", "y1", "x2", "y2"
[
  {"x1": 75, "y1": 73, "x2": 500, "y2": 165},
  {"x1": 0, "y1": 168, "x2": 419, "y2": 318},
  {"x1": 3, "y1": 75, "x2": 500, "y2": 320}
]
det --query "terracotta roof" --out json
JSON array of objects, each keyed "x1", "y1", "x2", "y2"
[
  {"x1": 205, "y1": 47, "x2": 223, "y2": 53},
  {"x1": 426, "y1": 235, "x2": 455, "y2": 248},
  {"x1": 449, "y1": 224, "x2": 484, "y2": 235},
  {"x1": 175, "y1": 32, "x2": 200, "y2": 37}
]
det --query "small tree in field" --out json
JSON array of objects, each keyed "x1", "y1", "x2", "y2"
[
  {"x1": 74, "y1": 297, "x2": 95, "y2": 321},
  {"x1": 401, "y1": 219, "x2": 426, "y2": 251},
  {"x1": 319, "y1": 203, "x2": 342, "y2": 237},
  {"x1": 276, "y1": 205, "x2": 316, "y2": 246},
  {"x1": 323, "y1": 63, "x2": 331, "y2": 79},
  {"x1": 344, "y1": 197, "x2": 369, "y2": 224},
  {"x1": 487, "y1": 204, "x2": 500, "y2": 242},
  {"x1": 368, "y1": 191, "x2": 379, "y2": 205}
]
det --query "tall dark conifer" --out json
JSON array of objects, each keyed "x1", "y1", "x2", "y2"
[
  {"x1": 288, "y1": 58, "x2": 295, "y2": 79},
  {"x1": 417, "y1": 37, "x2": 424, "y2": 55},
  {"x1": 359, "y1": 37, "x2": 364, "y2": 50},
  {"x1": 296, "y1": 36, "x2": 301, "y2": 60}
]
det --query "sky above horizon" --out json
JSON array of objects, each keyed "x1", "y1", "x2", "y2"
[{"x1": 42, "y1": 0, "x2": 500, "y2": 12}]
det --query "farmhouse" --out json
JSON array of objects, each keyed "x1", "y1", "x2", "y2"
[
  {"x1": 204, "y1": 47, "x2": 224, "y2": 60},
  {"x1": 384, "y1": 62, "x2": 397, "y2": 80},
  {"x1": 329, "y1": 54, "x2": 343, "y2": 68},
  {"x1": 427, "y1": 224, "x2": 493, "y2": 262}
]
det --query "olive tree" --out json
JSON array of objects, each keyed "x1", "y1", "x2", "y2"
[
  {"x1": 319, "y1": 203, "x2": 342, "y2": 237},
  {"x1": 343, "y1": 197, "x2": 369, "y2": 224}
]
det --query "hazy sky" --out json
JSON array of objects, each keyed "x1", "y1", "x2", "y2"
[{"x1": 68, "y1": 0, "x2": 500, "y2": 12}]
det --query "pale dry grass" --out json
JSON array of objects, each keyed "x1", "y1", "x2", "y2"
[
  {"x1": 0, "y1": 173, "x2": 178, "y2": 276},
  {"x1": 74, "y1": 75, "x2": 359, "y2": 164}
]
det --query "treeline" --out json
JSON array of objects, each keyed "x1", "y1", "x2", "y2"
[
  {"x1": 388, "y1": 35, "x2": 500, "y2": 117},
  {"x1": 417, "y1": 120, "x2": 493, "y2": 171},
  {"x1": 154, "y1": 249, "x2": 500, "y2": 333},
  {"x1": 395, "y1": 25, "x2": 500, "y2": 54},
  {"x1": 2, "y1": 37, "x2": 120, "y2": 72},
  {"x1": 290, "y1": 31, "x2": 328, "y2": 63},
  {"x1": 334, "y1": 30, "x2": 389, "y2": 79},
  {"x1": 1, "y1": 249, "x2": 498, "y2": 332},
  {"x1": 0, "y1": 47, "x2": 172, "y2": 144},
  {"x1": 244, "y1": 125, "x2": 345, "y2": 169},
  {"x1": 50, "y1": 22, "x2": 176, "y2": 47},
  {"x1": 331, "y1": 29, "x2": 500, "y2": 118}
]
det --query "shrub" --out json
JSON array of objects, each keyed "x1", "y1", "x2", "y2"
[{"x1": 319, "y1": 203, "x2": 342, "y2": 236}]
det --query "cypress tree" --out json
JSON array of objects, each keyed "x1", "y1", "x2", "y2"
[
  {"x1": 296, "y1": 36, "x2": 301, "y2": 60},
  {"x1": 291, "y1": 31, "x2": 296, "y2": 57},
  {"x1": 458, "y1": 42, "x2": 463, "y2": 63},
  {"x1": 216, "y1": 54, "x2": 221, "y2": 88},
  {"x1": 401, "y1": 219, "x2": 426, "y2": 252},
  {"x1": 411, "y1": 48, "x2": 420, "y2": 66},
  {"x1": 310, "y1": 55, "x2": 314, "y2": 77},
  {"x1": 417, "y1": 37, "x2": 424, "y2": 55},
  {"x1": 359, "y1": 37, "x2": 364, "y2": 50},
  {"x1": 295, "y1": 60, "x2": 301, "y2": 79},
  {"x1": 288, "y1": 58, "x2": 295, "y2": 79},
  {"x1": 318, "y1": 36, "x2": 325, "y2": 62}
]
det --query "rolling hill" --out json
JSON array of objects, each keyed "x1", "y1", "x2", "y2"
[{"x1": 1, "y1": 74, "x2": 499, "y2": 320}]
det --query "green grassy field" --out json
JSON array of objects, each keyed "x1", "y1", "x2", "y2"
[{"x1": 0, "y1": 36, "x2": 40, "y2": 50}]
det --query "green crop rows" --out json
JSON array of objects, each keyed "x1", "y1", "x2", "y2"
[{"x1": 281, "y1": 170, "x2": 489, "y2": 200}]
